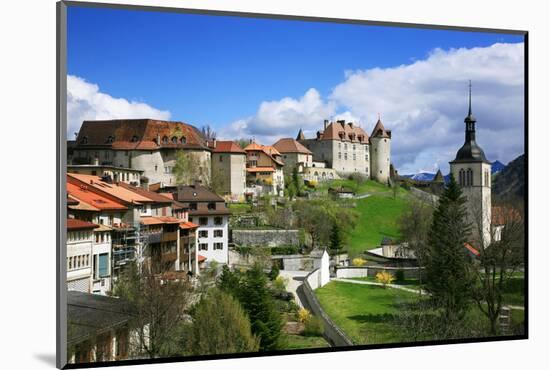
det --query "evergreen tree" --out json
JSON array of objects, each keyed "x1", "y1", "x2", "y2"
[
  {"x1": 329, "y1": 223, "x2": 343, "y2": 252},
  {"x1": 425, "y1": 175, "x2": 474, "y2": 324}
]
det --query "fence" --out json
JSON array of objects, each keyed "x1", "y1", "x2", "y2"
[{"x1": 336, "y1": 266, "x2": 424, "y2": 279}]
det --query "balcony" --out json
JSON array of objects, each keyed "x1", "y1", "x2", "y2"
[
  {"x1": 161, "y1": 231, "x2": 178, "y2": 243},
  {"x1": 161, "y1": 252, "x2": 178, "y2": 263},
  {"x1": 146, "y1": 232, "x2": 162, "y2": 244}
]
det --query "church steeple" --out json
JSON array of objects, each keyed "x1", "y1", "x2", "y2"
[{"x1": 452, "y1": 81, "x2": 489, "y2": 163}]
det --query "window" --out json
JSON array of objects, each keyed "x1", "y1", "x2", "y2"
[
  {"x1": 467, "y1": 169, "x2": 473, "y2": 186},
  {"x1": 353, "y1": 145, "x2": 356, "y2": 150},
  {"x1": 154, "y1": 165, "x2": 158, "y2": 172},
  {"x1": 80, "y1": 136, "x2": 88, "y2": 144},
  {"x1": 68, "y1": 257, "x2": 72, "y2": 270},
  {"x1": 180, "y1": 136, "x2": 187, "y2": 144},
  {"x1": 171, "y1": 136, "x2": 178, "y2": 144},
  {"x1": 459, "y1": 169, "x2": 465, "y2": 186},
  {"x1": 162, "y1": 136, "x2": 168, "y2": 144},
  {"x1": 131, "y1": 135, "x2": 139, "y2": 143},
  {"x1": 189, "y1": 202, "x2": 197, "y2": 211},
  {"x1": 199, "y1": 217, "x2": 208, "y2": 226},
  {"x1": 344, "y1": 153, "x2": 348, "y2": 160},
  {"x1": 125, "y1": 151, "x2": 129, "y2": 156},
  {"x1": 199, "y1": 243, "x2": 208, "y2": 251},
  {"x1": 93, "y1": 255, "x2": 98, "y2": 279},
  {"x1": 353, "y1": 154, "x2": 356, "y2": 161},
  {"x1": 214, "y1": 229, "x2": 223, "y2": 238},
  {"x1": 214, "y1": 242, "x2": 224, "y2": 250},
  {"x1": 214, "y1": 216, "x2": 223, "y2": 225},
  {"x1": 98, "y1": 253, "x2": 109, "y2": 277},
  {"x1": 199, "y1": 230, "x2": 208, "y2": 238},
  {"x1": 207, "y1": 202, "x2": 216, "y2": 210},
  {"x1": 219, "y1": 155, "x2": 223, "y2": 162},
  {"x1": 338, "y1": 152, "x2": 342, "y2": 159}
]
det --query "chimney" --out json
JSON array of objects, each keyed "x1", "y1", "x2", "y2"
[
  {"x1": 212, "y1": 138, "x2": 217, "y2": 149},
  {"x1": 337, "y1": 120, "x2": 345, "y2": 125},
  {"x1": 324, "y1": 119, "x2": 329, "y2": 130},
  {"x1": 348, "y1": 122, "x2": 354, "y2": 128}
]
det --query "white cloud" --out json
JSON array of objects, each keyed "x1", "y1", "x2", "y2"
[
  {"x1": 224, "y1": 42, "x2": 524, "y2": 174},
  {"x1": 330, "y1": 43, "x2": 524, "y2": 174},
  {"x1": 67, "y1": 75, "x2": 171, "y2": 139}
]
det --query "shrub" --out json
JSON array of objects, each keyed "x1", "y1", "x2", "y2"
[
  {"x1": 375, "y1": 271, "x2": 396, "y2": 288},
  {"x1": 307, "y1": 180, "x2": 318, "y2": 188},
  {"x1": 273, "y1": 275, "x2": 288, "y2": 292},
  {"x1": 352, "y1": 257, "x2": 367, "y2": 267},
  {"x1": 268, "y1": 265, "x2": 280, "y2": 280},
  {"x1": 395, "y1": 269, "x2": 405, "y2": 282},
  {"x1": 298, "y1": 308, "x2": 312, "y2": 323},
  {"x1": 271, "y1": 245, "x2": 300, "y2": 255},
  {"x1": 303, "y1": 316, "x2": 324, "y2": 337}
]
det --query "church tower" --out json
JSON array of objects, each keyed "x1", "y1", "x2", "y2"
[
  {"x1": 449, "y1": 82, "x2": 492, "y2": 247},
  {"x1": 369, "y1": 117, "x2": 392, "y2": 184}
]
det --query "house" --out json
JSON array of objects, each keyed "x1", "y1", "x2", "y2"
[
  {"x1": 210, "y1": 140, "x2": 247, "y2": 201},
  {"x1": 91, "y1": 224, "x2": 113, "y2": 295},
  {"x1": 67, "y1": 291, "x2": 136, "y2": 364},
  {"x1": 244, "y1": 141, "x2": 285, "y2": 195},
  {"x1": 68, "y1": 164, "x2": 143, "y2": 186},
  {"x1": 67, "y1": 219, "x2": 97, "y2": 293},
  {"x1": 272, "y1": 137, "x2": 313, "y2": 175},
  {"x1": 176, "y1": 183, "x2": 231, "y2": 265},
  {"x1": 70, "y1": 119, "x2": 212, "y2": 186}
]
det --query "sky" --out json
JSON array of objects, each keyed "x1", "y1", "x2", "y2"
[{"x1": 67, "y1": 5, "x2": 525, "y2": 174}]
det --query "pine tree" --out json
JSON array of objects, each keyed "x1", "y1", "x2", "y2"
[
  {"x1": 425, "y1": 175, "x2": 475, "y2": 324},
  {"x1": 329, "y1": 223, "x2": 343, "y2": 252}
]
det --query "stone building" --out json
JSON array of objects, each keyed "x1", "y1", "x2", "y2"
[
  {"x1": 272, "y1": 137, "x2": 313, "y2": 175},
  {"x1": 71, "y1": 119, "x2": 212, "y2": 187},
  {"x1": 244, "y1": 141, "x2": 285, "y2": 195},
  {"x1": 297, "y1": 118, "x2": 392, "y2": 183},
  {"x1": 210, "y1": 140, "x2": 247, "y2": 201},
  {"x1": 449, "y1": 86, "x2": 492, "y2": 247}
]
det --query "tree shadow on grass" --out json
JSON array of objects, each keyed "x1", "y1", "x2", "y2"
[{"x1": 347, "y1": 312, "x2": 396, "y2": 324}]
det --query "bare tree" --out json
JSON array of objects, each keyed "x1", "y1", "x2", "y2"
[
  {"x1": 469, "y1": 195, "x2": 525, "y2": 334},
  {"x1": 172, "y1": 150, "x2": 211, "y2": 186},
  {"x1": 201, "y1": 125, "x2": 217, "y2": 141}
]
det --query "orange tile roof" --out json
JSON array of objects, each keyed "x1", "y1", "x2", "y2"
[
  {"x1": 272, "y1": 138, "x2": 312, "y2": 154},
  {"x1": 246, "y1": 167, "x2": 275, "y2": 173},
  {"x1": 318, "y1": 121, "x2": 370, "y2": 143},
  {"x1": 140, "y1": 216, "x2": 183, "y2": 225},
  {"x1": 244, "y1": 141, "x2": 284, "y2": 166},
  {"x1": 213, "y1": 140, "x2": 246, "y2": 154},
  {"x1": 464, "y1": 242, "x2": 480, "y2": 257},
  {"x1": 68, "y1": 174, "x2": 152, "y2": 205},
  {"x1": 117, "y1": 182, "x2": 173, "y2": 203},
  {"x1": 67, "y1": 181, "x2": 127, "y2": 211},
  {"x1": 67, "y1": 218, "x2": 98, "y2": 230},
  {"x1": 198, "y1": 254, "x2": 207, "y2": 262},
  {"x1": 180, "y1": 221, "x2": 199, "y2": 229}
]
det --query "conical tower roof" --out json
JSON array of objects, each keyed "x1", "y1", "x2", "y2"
[
  {"x1": 433, "y1": 169, "x2": 444, "y2": 183},
  {"x1": 371, "y1": 118, "x2": 390, "y2": 138},
  {"x1": 296, "y1": 128, "x2": 305, "y2": 141}
]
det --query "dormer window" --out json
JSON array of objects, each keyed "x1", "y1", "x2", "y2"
[
  {"x1": 80, "y1": 136, "x2": 88, "y2": 144},
  {"x1": 162, "y1": 136, "x2": 169, "y2": 144},
  {"x1": 131, "y1": 135, "x2": 139, "y2": 143},
  {"x1": 189, "y1": 202, "x2": 197, "y2": 210},
  {"x1": 180, "y1": 136, "x2": 187, "y2": 144},
  {"x1": 106, "y1": 135, "x2": 114, "y2": 144},
  {"x1": 171, "y1": 136, "x2": 178, "y2": 144},
  {"x1": 207, "y1": 202, "x2": 216, "y2": 210}
]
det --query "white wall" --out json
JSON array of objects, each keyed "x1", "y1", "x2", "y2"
[{"x1": 192, "y1": 215, "x2": 229, "y2": 264}]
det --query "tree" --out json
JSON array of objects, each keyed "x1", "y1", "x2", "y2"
[
  {"x1": 186, "y1": 288, "x2": 259, "y2": 355},
  {"x1": 172, "y1": 150, "x2": 210, "y2": 186},
  {"x1": 113, "y1": 262, "x2": 193, "y2": 359},
  {"x1": 200, "y1": 124, "x2": 217, "y2": 141},
  {"x1": 293, "y1": 200, "x2": 332, "y2": 249},
  {"x1": 218, "y1": 264, "x2": 283, "y2": 351},
  {"x1": 471, "y1": 200, "x2": 525, "y2": 334},
  {"x1": 424, "y1": 175, "x2": 474, "y2": 323},
  {"x1": 375, "y1": 271, "x2": 396, "y2": 288},
  {"x1": 329, "y1": 223, "x2": 343, "y2": 252},
  {"x1": 398, "y1": 197, "x2": 434, "y2": 293}
]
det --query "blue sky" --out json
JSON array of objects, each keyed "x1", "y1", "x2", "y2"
[{"x1": 67, "y1": 5, "x2": 525, "y2": 174}]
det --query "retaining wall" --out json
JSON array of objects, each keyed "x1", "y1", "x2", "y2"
[
  {"x1": 300, "y1": 269, "x2": 354, "y2": 347},
  {"x1": 336, "y1": 266, "x2": 424, "y2": 279},
  {"x1": 232, "y1": 229, "x2": 299, "y2": 247}
]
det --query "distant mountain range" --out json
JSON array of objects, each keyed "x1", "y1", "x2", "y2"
[
  {"x1": 401, "y1": 160, "x2": 509, "y2": 183},
  {"x1": 492, "y1": 155, "x2": 525, "y2": 201}
]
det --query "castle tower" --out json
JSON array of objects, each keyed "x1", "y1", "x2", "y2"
[
  {"x1": 449, "y1": 82, "x2": 492, "y2": 247},
  {"x1": 369, "y1": 117, "x2": 391, "y2": 184}
]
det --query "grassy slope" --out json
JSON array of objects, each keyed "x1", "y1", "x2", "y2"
[
  {"x1": 315, "y1": 281, "x2": 418, "y2": 345},
  {"x1": 347, "y1": 192, "x2": 409, "y2": 256},
  {"x1": 316, "y1": 179, "x2": 389, "y2": 195},
  {"x1": 278, "y1": 334, "x2": 330, "y2": 350}
]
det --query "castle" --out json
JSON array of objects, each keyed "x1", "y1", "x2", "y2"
[
  {"x1": 297, "y1": 118, "x2": 392, "y2": 184},
  {"x1": 449, "y1": 84, "x2": 492, "y2": 247}
]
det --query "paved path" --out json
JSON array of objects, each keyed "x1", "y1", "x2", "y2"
[
  {"x1": 332, "y1": 278, "x2": 525, "y2": 311},
  {"x1": 279, "y1": 270, "x2": 310, "y2": 308}
]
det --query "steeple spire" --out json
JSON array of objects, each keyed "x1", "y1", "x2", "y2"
[{"x1": 468, "y1": 80, "x2": 472, "y2": 116}]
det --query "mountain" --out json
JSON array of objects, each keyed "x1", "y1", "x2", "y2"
[
  {"x1": 492, "y1": 154, "x2": 525, "y2": 201},
  {"x1": 492, "y1": 160, "x2": 506, "y2": 174}
]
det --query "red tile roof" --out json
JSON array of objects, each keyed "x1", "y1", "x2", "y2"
[
  {"x1": 67, "y1": 181, "x2": 127, "y2": 211},
  {"x1": 68, "y1": 174, "x2": 152, "y2": 205},
  {"x1": 464, "y1": 242, "x2": 480, "y2": 257},
  {"x1": 180, "y1": 221, "x2": 199, "y2": 229},
  {"x1": 74, "y1": 119, "x2": 209, "y2": 151},
  {"x1": 317, "y1": 121, "x2": 370, "y2": 143},
  {"x1": 244, "y1": 141, "x2": 284, "y2": 166},
  {"x1": 272, "y1": 138, "x2": 312, "y2": 154},
  {"x1": 492, "y1": 206, "x2": 523, "y2": 226},
  {"x1": 117, "y1": 182, "x2": 173, "y2": 204},
  {"x1": 213, "y1": 140, "x2": 246, "y2": 154},
  {"x1": 198, "y1": 255, "x2": 207, "y2": 262},
  {"x1": 140, "y1": 216, "x2": 183, "y2": 226},
  {"x1": 371, "y1": 119, "x2": 391, "y2": 139},
  {"x1": 67, "y1": 218, "x2": 98, "y2": 231}
]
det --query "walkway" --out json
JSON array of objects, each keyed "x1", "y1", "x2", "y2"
[{"x1": 278, "y1": 270, "x2": 310, "y2": 308}]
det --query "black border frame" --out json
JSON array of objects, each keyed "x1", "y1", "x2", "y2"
[{"x1": 57, "y1": 1, "x2": 529, "y2": 369}]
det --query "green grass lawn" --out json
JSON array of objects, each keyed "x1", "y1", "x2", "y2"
[
  {"x1": 315, "y1": 179, "x2": 390, "y2": 195},
  {"x1": 502, "y1": 276, "x2": 525, "y2": 306},
  {"x1": 278, "y1": 334, "x2": 330, "y2": 350},
  {"x1": 350, "y1": 276, "x2": 422, "y2": 291},
  {"x1": 228, "y1": 203, "x2": 253, "y2": 214},
  {"x1": 347, "y1": 193, "x2": 410, "y2": 256},
  {"x1": 315, "y1": 281, "x2": 418, "y2": 344}
]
